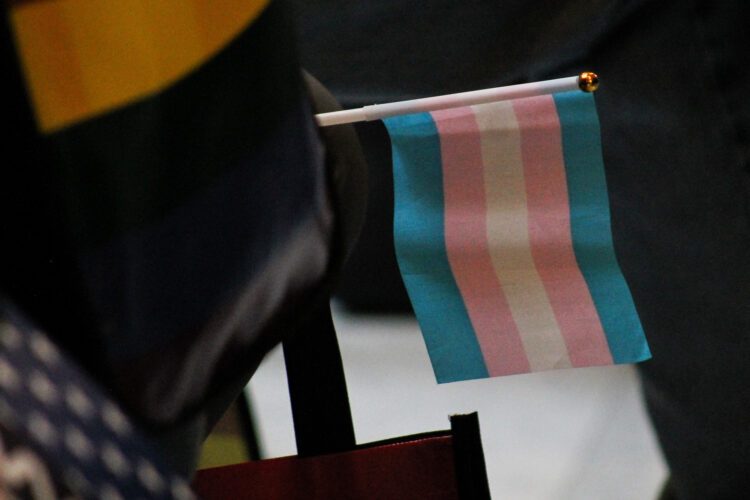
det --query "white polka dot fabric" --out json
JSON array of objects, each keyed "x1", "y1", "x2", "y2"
[{"x1": 0, "y1": 298, "x2": 196, "y2": 499}]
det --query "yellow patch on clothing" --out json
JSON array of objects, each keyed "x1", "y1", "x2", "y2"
[{"x1": 10, "y1": 0, "x2": 270, "y2": 133}]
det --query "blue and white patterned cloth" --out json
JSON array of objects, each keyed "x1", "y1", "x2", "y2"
[{"x1": 0, "y1": 297, "x2": 195, "y2": 499}]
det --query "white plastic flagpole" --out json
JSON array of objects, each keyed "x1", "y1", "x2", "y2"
[{"x1": 315, "y1": 72, "x2": 599, "y2": 127}]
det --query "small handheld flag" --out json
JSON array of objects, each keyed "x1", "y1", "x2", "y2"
[{"x1": 318, "y1": 74, "x2": 651, "y2": 383}]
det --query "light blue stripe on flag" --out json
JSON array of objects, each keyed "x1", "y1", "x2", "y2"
[
  {"x1": 554, "y1": 91, "x2": 651, "y2": 363},
  {"x1": 385, "y1": 112, "x2": 489, "y2": 382}
]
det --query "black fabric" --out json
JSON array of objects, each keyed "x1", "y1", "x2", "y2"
[
  {"x1": 1, "y1": 7, "x2": 105, "y2": 373},
  {"x1": 2, "y1": 0, "x2": 337, "y2": 477},
  {"x1": 587, "y1": 3, "x2": 750, "y2": 498},
  {"x1": 42, "y1": 1, "x2": 303, "y2": 248},
  {"x1": 189, "y1": 69, "x2": 369, "y2": 464},
  {"x1": 3, "y1": 0, "x2": 331, "y2": 414}
]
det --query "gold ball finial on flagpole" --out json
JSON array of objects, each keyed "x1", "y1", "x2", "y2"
[{"x1": 578, "y1": 72, "x2": 599, "y2": 92}]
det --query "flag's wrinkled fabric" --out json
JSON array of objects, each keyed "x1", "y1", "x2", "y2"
[{"x1": 385, "y1": 91, "x2": 650, "y2": 383}]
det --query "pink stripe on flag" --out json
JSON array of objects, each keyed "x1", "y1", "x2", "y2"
[
  {"x1": 432, "y1": 107, "x2": 531, "y2": 376},
  {"x1": 473, "y1": 100, "x2": 570, "y2": 372},
  {"x1": 513, "y1": 96, "x2": 613, "y2": 367}
]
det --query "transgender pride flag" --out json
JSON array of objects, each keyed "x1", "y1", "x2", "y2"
[{"x1": 384, "y1": 91, "x2": 651, "y2": 383}]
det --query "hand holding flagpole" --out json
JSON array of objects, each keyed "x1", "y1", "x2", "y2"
[{"x1": 315, "y1": 72, "x2": 599, "y2": 127}]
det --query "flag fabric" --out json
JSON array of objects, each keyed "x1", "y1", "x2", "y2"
[{"x1": 384, "y1": 91, "x2": 651, "y2": 383}]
